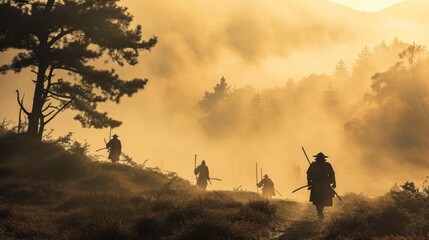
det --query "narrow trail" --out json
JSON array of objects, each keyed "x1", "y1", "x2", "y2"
[{"x1": 270, "y1": 200, "x2": 328, "y2": 240}]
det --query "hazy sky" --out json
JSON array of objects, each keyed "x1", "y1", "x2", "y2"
[
  {"x1": 1, "y1": 0, "x2": 428, "y2": 201},
  {"x1": 329, "y1": 0, "x2": 403, "y2": 11}
]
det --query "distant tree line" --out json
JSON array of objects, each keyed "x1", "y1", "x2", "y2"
[{"x1": 199, "y1": 39, "x2": 429, "y2": 167}]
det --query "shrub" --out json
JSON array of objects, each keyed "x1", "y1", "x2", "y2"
[
  {"x1": 132, "y1": 216, "x2": 170, "y2": 240},
  {"x1": 0, "y1": 133, "x2": 281, "y2": 240},
  {"x1": 171, "y1": 217, "x2": 251, "y2": 240},
  {"x1": 231, "y1": 200, "x2": 276, "y2": 225},
  {"x1": 323, "y1": 189, "x2": 429, "y2": 239}
]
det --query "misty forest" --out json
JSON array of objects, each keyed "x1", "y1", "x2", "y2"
[{"x1": 1, "y1": 0, "x2": 429, "y2": 239}]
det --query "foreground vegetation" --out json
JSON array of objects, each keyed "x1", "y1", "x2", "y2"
[
  {"x1": 0, "y1": 132, "x2": 284, "y2": 240},
  {"x1": 321, "y1": 185, "x2": 429, "y2": 240},
  {"x1": 280, "y1": 183, "x2": 429, "y2": 240},
  {"x1": 1, "y1": 129, "x2": 428, "y2": 239}
]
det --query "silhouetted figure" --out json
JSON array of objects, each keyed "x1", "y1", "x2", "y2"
[
  {"x1": 194, "y1": 160, "x2": 211, "y2": 190},
  {"x1": 106, "y1": 134, "x2": 122, "y2": 163},
  {"x1": 307, "y1": 152, "x2": 336, "y2": 219},
  {"x1": 257, "y1": 174, "x2": 276, "y2": 199}
]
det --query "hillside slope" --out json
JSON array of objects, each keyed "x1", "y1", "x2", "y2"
[
  {"x1": 0, "y1": 133, "x2": 293, "y2": 240},
  {"x1": 2, "y1": 132, "x2": 429, "y2": 240}
]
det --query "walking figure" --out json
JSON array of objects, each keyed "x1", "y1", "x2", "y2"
[
  {"x1": 257, "y1": 174, "x2": 276, "y2": 199},
  {"x1": 194, "y1": 160, "x2": 211, "y2": 190},
  {"x1": 307, "y1": 152, "x2": 336, "y2": 219},
  {"x1": 106, "y1": 134, "x2": 122, "y2": 163}
]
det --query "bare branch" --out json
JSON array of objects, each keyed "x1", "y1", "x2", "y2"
[
  {"x1": 42, "y1": 102, "x2": 52, "y2": 112},
  {"x1": 47, "y1": 67, "x2": 54, "y2": 83},
  {"x1": 48, "y1": 90, "x2": 73, "y2": 99},
  {"x1": 50, "y1": 105, "x2": 63, "y2": 110},
  {"x1": 44, "y1": 86, "x2": 80, "y2": 126},
  {"x1": 45, "y1": 105, "x2": 63, "y2": 112},
  {"x1": 48, "y1": 95, "x2": 66, "y2": 102},
  {"x1": 42, "y1": 67, "x2": 55, "y2": 101},
  {"x1": 49, "y1": 82, "x2": 62, "y2": 87},
  {"x1": 44, "y1": 99, "x2": 72, "y2": 125},
  {"x1": 43, "y1": 110, "x2": 55, "y2": 118},
  {"x1": 15, "y1": 90, "x2": 30, "y2": 116}
]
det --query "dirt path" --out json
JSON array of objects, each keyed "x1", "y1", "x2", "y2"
[{"x1": 270, "y1": 200, "x2": 327, "y2": 240}]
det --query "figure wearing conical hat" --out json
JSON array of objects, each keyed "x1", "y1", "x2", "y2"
[
  {"x1": 106, "y1": 134, "x2": 122, "y2": 163},
  {"x1": 257, "y1": 174, "x2": 276, "y2": 199},
  {"x1": 306, "y1": 152, "x2": 336, "y2": 219},
  {"x1": 194, "y1": 160, "x2": 211, "y2": 190}
]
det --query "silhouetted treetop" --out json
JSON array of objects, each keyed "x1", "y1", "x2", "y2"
[
  {"x1": 199, "y1": 76, "x2": 230, "y2": 113},
  {"x1": 333, "y1": 60, "x2": 349, "y2": 81},
  {"x1": 0, "y1": 0, "x2": 157, "y2": 139}
]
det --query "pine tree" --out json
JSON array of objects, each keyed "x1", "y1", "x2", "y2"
[
  {"x1": 333, "y1": 60, "x2": 349, "y2": 81},
  {"x1": 352, "y1": 46, "x2": 371, "y2": 76},
  {"x1": 323, "y1": 82, "x2": 339, "y2": 109},
  {"x1": 199, "y1": 76, "x2": 230, "y2": 113},
  {"x1": 398, "y1": 42, "x2": 428, "y2": 116},
  {"x1": 0, "y1": 0, "x2": 157, "y2": 140}
]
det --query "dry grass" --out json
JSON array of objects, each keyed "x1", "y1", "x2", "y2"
[
  {"x1": 0, "y1": 133, "x2": 280, "y2": 239},
  {"x1": 320, "y1": 191, "x2": 429, "y2": 240},
  {"x1": 2, "y1": 132, "x2": 426, "y2": 239}
]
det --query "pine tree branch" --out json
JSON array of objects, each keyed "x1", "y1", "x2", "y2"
[
  {"x1": 43, "y1": 99, "x2": 72, "y2": 125},
  {"x1": 43, "y1": 103, "x2": 68, "y2": 117},
  {"x1": 43, "y1": 110, "x2": 55, "y2": 118},
  {"x1": 48, "y1": 105, "x2": 63, "y2": 111},
  {"x1": 48, "y1": 90, "x2": 74, "y2": 99},
  {"x1": 42, "y1": 102, "x2": 52, "y2": 112},
  {"x1": 48, "y1": 28, "x2": 75, "y2": 46},
  {"x1": 44, "y1": 86, "x2": 80, "y2": 126},
  {"x1": 42, "y1": 67, "x2": 55, "y2": 101},
  {"x1": 15, "y1": 90, "x2": 30, "y2": 116},
  {"x1": 54, "y1": 66, "x2": 79, "y2": 74},
  {"x1": 48, "y1": 95, "x2": 68, "y2": 102}
]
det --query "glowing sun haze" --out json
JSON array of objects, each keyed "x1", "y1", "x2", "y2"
[
  {"x1": 1, "y1": 0, "x2": 429, "y2": 201},
  {"x1": 329, "y1": 0, "x2": 404, "y2": 12}
]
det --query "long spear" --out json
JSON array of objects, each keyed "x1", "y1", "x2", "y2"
[
  {"x1": 301, "y1": 147, "x2": 311, "y2": 165},
  {"x1": 274, "y1": 188, "x2": 284, "y2": 198},
  {"x1": 99, "y1": 129, "x2": 110, "y2": 153}
]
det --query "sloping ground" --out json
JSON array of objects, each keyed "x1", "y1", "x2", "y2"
[
  {"x1": 276, "y1": 202, "x2": 322, "y2": 240},
  {"x1": 2, "y1": 133, "x2": 428, "y2": 240},
  {"x1": 0, "y1": 133, "x2": 294, "y2": 240},
  {"x1": 278, "y1": 192, "x2": 429, "y2": 240}
]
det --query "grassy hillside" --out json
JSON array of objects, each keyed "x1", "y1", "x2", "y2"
[
  {"x1": 1, "y1": 131, "x2": 429, "y2": 240},
  {"x1": 0, "y1": 132, "x2": 288, "y2": 240}
]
